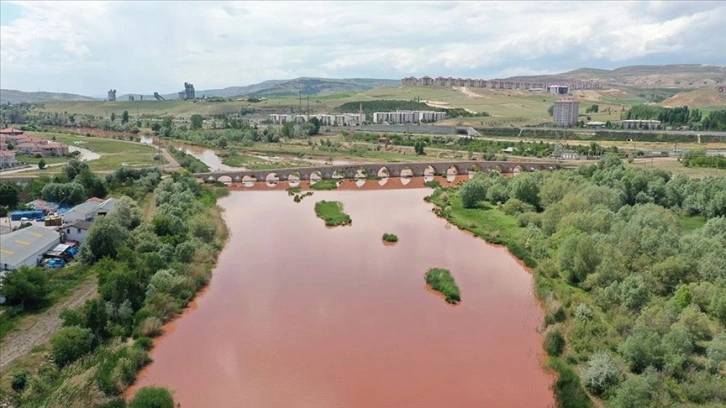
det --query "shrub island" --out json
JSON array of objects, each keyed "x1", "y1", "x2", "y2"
[
  {"x1": 382, "y1": 233, "x2": 399, "y2": 242},
  {"x1": 314, "y1": 200, "x2": 352, "y2": 226},
  {"x1": 424, "y1": 267, "x2": 461, "y2": 304}
]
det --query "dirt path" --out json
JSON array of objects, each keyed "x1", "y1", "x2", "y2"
[
  {"x1": 458, "y1": 87, "x2": 483, "y2": 98},
  {"x1": 0, "y1": 275, "x2": 98, "y2": 370},
  {"x1": 160, "y1": 148, "x2": 181, "y2": 171}
]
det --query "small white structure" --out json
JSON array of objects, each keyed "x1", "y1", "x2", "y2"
[{"x1": 62, "y1": 220, "x2": 92, "y2": 244}]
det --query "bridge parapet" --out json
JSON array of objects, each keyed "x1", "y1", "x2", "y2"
[{"x1": 195, "y1": 161, "x2": 560, "y2": 183}]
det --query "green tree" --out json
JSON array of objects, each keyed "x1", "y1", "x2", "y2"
[
  {"x1": 509, "y1": 174, "x2": 540, "y2": 209},
  {"x1": 50, "y1": 326, "x2": 95, "y2": 367},
  {"x1": 458, "y1": 177, "x2": 488, "y2": 208},
  {"x1": 0, "y1": 266, "x2": 49, "y2": 309},
  {"x1": 64, "y1": 158, "x2": 90, "y2": 180},
  {"x1": 121, "y1": 110, "x2": 129, "y2": 124},
  {"x1": 308, "y1": 117, "x2": 321, "y2": 135},
  {"x1": 110, "y1": 112, "x2": 116, "y2": 122},
  {"x1": 583, "y1": 351, "x2": 623, "y2": 395},
  {"x1": 98, "y1": 261, "x2": 144, "y2": 310},
  {"x1": 129, "y1": 386, "x2": 175, "y2": 408},
  {"x1": 618, "y1": 325, "x2": 663, "y2": 373},
  {"x1": 610, "y1": 368, "x2": 658, "y2": 408},
  {"x1": 83, "y1": 298, "x2": 110, "y2": 341},
  {"x1": 80, "y1": 216, "x2": 130, "y2": 264},
  {"x1": 38, "y1": 158, "x2": 46, "y2": 169},
  {"x1": 0, "y1": 181, "x2": 19, "y2": 207},
  {"x1": 190, "y1": 114, "x2": 203, "y2": 130},
  {"x1": 108, "y1": 196, "x2": 142, "y2": 230},
  {"x1": 75, "y1": 168, "x2": 108, "y2": 198}
]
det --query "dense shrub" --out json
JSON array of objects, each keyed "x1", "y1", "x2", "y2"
[
  {"x1": 129, "y1": 386, "x2": 175, "y2": 408},
  {"x1": 583, "y1": 351, "x2": 623, "y2": 395},
  {"x1": 0, "y1": 266, "x2": 49, "y2": 310},
  {"x1": 50, "y1": 326, "x2": 95, "y2": 367},
  {"x1": 544, "y1": 328, "x2": 565, "y2": 356},
  {"x1": 458, "y1": 177, "x2": 488, "y2": 208}
]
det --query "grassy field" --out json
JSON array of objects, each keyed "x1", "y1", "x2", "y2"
[
  {"x1": 27, "y1": 132, "x2": 165, "y2": 172},
  {"x1": 221, "y1": 152, "x2": 312, "y2": 169},
  {"x1": 314, "y1": 200, "x2": 351, "y2": 226},
  {"x1": 624, "y1": 157, "x2": 726, "y2": 178}
]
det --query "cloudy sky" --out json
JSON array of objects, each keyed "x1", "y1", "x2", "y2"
[{"x1": 1, "y1": 1, "x2": 724, "y2": 96}]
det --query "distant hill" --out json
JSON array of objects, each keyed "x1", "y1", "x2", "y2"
[
  {"x1": 159, "y1": 77, "x2": 399, "y2": 99},
  {"x1": 0, "y1": 89, "x2": 98, "y2": 104},
  {"x1": 503, "y1": 64, "x2": 726, "y2": 88}
]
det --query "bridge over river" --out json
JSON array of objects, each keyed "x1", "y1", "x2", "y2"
[{"x1": 195, "y1": 160, "x2": 559, "y2": 183}]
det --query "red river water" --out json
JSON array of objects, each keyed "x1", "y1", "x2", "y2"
[{"x1": 127, "y1": 180, "x2": 554, "y2": 407}]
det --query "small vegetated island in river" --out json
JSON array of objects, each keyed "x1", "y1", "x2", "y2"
[
  {"x1": 310, "y1": 179, "x2": 339, "y2": 190},
  {"x1": 314, "y1": 200, "x2": 352, "y2": 226},
  {"x1": 425, "y1": 268, "x2": 461, "y2": 304},
  {"x1": 382, "y1": 233, "x2": 399, "y2": 242}
]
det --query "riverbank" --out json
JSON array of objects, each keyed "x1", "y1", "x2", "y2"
[
  {"x1": 426, "y1": 184, "x2": 593, "y2": 407},
  {"x1": 0, "y1": 174, "x2": 229, "y2": 407},
  {"x1": 425, "y1": 164, "x2": 726, "y2": 408}
]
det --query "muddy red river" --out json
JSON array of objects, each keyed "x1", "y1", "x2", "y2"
[{"x1": 127, "y1": 181, "x2": 554, "y2": 407}]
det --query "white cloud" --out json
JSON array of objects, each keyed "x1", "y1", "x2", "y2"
[{"x1": 1, "y1": 1, "x2": 724, "y2": 95}]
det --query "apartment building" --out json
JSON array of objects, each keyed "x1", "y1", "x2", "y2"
[
  {"x1": 372, "y1": 111, "x2": 446, "y2": 124},
  {"x1": 553, "y1": 100, "x2": 580, "y2": 127}
]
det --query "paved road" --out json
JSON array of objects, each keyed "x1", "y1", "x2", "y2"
[
  {"x1": 520, "y1": 127, "x2": 726, "y2": 137},
  {"x1": 0, "y1": 145, "x2": 100, "y2": 176}
]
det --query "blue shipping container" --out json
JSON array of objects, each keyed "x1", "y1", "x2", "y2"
[{"x1": 10, "y1": 210, "x2": 45, "y2": 221}]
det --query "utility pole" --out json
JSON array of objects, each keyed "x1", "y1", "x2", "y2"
[{"x1": 298, "y1": 91, "x2": 302, "y2": 113}]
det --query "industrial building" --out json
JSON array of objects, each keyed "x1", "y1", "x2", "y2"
[
  {"x1": 62, "y1": 198, "x2": 117, "y2": 224},
  {"x1": 547, "y1": 85, "x2": 569, "y2": 95},
  {"x1": 0, "y1": 226, "x2": 61, "y2": 272},
  {"x1": 179, "y1": 82, "x2": 195, "y2": 100},
  {"x1": 553, "y1": 100, "x2": 579, "y2": 127},
  {"x1": 108, "y1": 89, "x2": 116, "y2": 102}
]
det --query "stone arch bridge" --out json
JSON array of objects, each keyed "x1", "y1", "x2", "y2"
[{"x1": 195, "y1": 161, "x2": 559, "y2": 183}]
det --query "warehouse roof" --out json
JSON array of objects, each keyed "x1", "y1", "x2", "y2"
[{"x1": 0, "y1": 226, "x2": 60, "y2": 270}]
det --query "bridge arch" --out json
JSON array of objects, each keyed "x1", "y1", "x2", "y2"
[
  {"x1": 310, "y1": 170, "x2": 323, "y2": 184},
  {"x1": 377, "y1": 167, "x2": 390, "y2": 178},
  {"x1": 400, "y1": 166, "x2": 414, "y2": 178},
  {"x1": 265, "y1": 173, "x2": 280, "y2": 186},
  {"x1": 332, "y1": 169, "x2": 345, "y2": 179},
  {"x1": 218, "y1": 175, "x2": 232, "y2": 185},
  {"x1": 355, "y1": 167, "x2": 368, "y2": 179},
  {"x1": 288, "y1": 171, "x2": 301, "y2": 187}
]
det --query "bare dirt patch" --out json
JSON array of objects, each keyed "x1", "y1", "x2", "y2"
[
  {"x1": 456, "y1": 87, "x2": 484, "y2": 98},
  {"x1": 0, "y1": 276, "x2": 98, "y2": 370}
]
